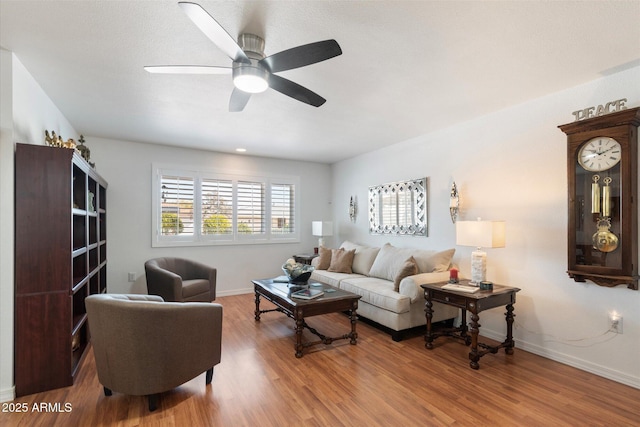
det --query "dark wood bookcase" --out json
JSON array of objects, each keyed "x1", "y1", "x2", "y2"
[{"x1": 14, "y1": 143, "x2": 108, "y2": 397}]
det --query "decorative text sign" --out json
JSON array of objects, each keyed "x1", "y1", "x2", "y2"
[{"x1": 572, "y1": 98, "x2": 627, "y2": 121}]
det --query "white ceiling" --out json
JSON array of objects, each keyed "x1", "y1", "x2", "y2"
[{"x1": 1, "y1": 1, "x2": 639, "y2": 163}]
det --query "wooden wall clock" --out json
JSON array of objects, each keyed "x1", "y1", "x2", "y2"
[{"x1": 559, "y1": 106, "x2": 639, "y2": 290}]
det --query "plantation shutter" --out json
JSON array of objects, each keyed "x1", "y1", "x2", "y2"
[
  {"x1": 160, "y1": 175, "x2": 194, "y2": 236},
  {"x1": 271, "y1": 183, "x2": 295, "y2": 234},
  {"x1": 237, "y1": 181, "x2": 265, "y2": 234},
  {"x1": 202, "y1": 178, "x2": 233, "y2": 235}
]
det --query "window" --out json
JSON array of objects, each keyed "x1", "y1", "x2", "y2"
[
  {"x1": 160, "y1": 175, "x2": 194, "y2": 236},
  {"x1": 271, "y1": 183, "x2": 295, "y2": 234},
  {"x1": 153, "y1": 166, "x2": 299, "y2": 246}
]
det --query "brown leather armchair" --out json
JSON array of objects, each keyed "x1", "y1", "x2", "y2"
[
  {"x1": 86, "y1": 294, "x2": 223, "y2": 411},
  {"x1": 144, "y1": 257, "x2": 216, "y2": 302}
]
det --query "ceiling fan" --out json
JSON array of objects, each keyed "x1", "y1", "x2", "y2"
[{"x1": 144, "y1": 2, "x2": 342, "y2": 112}]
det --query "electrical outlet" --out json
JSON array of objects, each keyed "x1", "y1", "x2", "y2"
[
  {"x1": 609, "y1": 313, "x2": 623, "y2": 334},
  {"x1": 128, "y1": 272, "x2": 136, "y2": 282}
]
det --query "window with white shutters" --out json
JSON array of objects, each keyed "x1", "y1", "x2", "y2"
[
  {"x1": 237, "y1": 181, "x2": 265, "y2": 235},
  {"x1": 160, "y1": 175, "x2": 194, "y2": 236},
  {"x1": 271, "y1": 183, "x2": 295, "y2": 235},
  {"x1": 153, "y1": 166, "x2": 298, "y2": 247},
  {"x1": 202, "y1": 178, "x2": 233, "y2": 235}
]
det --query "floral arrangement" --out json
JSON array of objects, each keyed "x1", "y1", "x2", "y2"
[{"x1": 282, "y1": 258, "x2": 314, "y2": 283}]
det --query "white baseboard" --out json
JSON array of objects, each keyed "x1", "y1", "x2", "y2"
[
  {"x1": 217, "y1": 287, "x2": 254, "y2": 297},
  {"x1": 0, "y1": 385, "x2": 15, "y2": 403},
  {"x1": 214, "y1": 290, "x2": 640, "y2": 389},
  {"x1": 480, "y1": 328, "x2": 640, "y2": 389}
]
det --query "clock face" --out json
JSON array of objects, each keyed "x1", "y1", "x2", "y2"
[{"x1": 578, "y1": 137, "x2": 621, "y2": 172}]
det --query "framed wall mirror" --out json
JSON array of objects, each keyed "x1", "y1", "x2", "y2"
[{"x1": 368, "y1": 177, "x2": 427, "y2": 236}]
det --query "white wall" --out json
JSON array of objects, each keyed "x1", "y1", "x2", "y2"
[
  {"x1": 331, "y1": 65, "x2": 640, "y2": 388},
  {"x1": 0, "y1": 49, "x2": 15, "y2": 404},
  {"x1": 0, "y1": 51, "x2": 79, "y2": 401},
  {"x1": 86, "y1": 137, "x2": 333, "y2": 296}
]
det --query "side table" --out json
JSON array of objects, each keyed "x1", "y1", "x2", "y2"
[
  {"x1": 293, "y1": 254, "x2": 318, "y2": 265},
  {"x1": 421, "y1": 281, "x2": 521, "y2": 369}
]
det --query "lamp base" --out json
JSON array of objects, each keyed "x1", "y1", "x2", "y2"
[
  {"x1": 470, "y1": 250, "x2": 487, "y2": 286},
  {"x1": 318, "y1": 237, "x2": 325, "y2": 248}
]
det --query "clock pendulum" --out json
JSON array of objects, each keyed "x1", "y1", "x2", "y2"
[
  {"x1": 592, "y1": 177, "x2": 618, "y2": 253},
  {"x1": 591, "y1": 175, "x2": 600, "y2": 214}
]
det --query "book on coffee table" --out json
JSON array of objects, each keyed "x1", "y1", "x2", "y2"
[{"x1": 291, "y1": 288, "x2": 324, "y2": 300}]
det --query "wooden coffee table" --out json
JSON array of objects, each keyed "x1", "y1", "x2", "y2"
[{"x1": 252, "y1": 279, "x2": 361, "y2": 358}]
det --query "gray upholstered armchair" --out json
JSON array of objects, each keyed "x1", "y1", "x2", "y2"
[
  {"x1": 85, "y1": 294, "x2": 223, "y2": 411},
  {"x1": 144, "y1": 257, "x2": 216, "y2": 302}
]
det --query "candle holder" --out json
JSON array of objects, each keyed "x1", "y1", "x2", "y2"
[{"x1": 448, "y1": 268, "x2": 459, "y2": 283}]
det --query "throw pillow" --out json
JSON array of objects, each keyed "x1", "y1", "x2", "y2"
[
  {"x1": 328, "y1": 248, "x2": 356, "y2": 273},
  {"x1": 368, "y1": 243, "x2": 410, "y2": 281},
  {"x1": 393, "y1": 256, "x2": 418, "y2": 292},
  {"x1": 316, "y1": 246, "x2": 332, "y2": 270}
]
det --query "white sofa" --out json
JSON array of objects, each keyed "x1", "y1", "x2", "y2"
[{"x1": 311, "y1": 241, "x2": 459, "y2": 341}]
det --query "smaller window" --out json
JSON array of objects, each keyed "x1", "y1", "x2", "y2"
[
  {"x1": 271, "y1": 183, "x2": 295, "y2": 235},
  {"x1": 201, "y1": 178, "x2": 233, "y2": 236},
  {"x1": 160, "y1": 175, "x2": 194, "y2": 236}
]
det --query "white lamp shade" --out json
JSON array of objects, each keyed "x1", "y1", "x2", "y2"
[
  {"x1": 312, "y1": 221, "x2": 333, "y2": 237},
  {"x1": 456, "y1": 220, "x2": 506, "y2": 249}
]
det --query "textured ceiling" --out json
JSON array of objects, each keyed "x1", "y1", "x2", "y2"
[{"x1": 1, "y1": 1, "x2": 639, "y2": 163}]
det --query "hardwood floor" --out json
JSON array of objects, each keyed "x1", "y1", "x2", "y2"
[{"x1": 2, "y1": 293, "x2": 639, "y2": 426}]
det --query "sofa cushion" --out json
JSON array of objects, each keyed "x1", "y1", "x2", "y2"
[
  {"x1": 340, "y1": 277, "x2": 411, "y2": 314},
  {"x1": 393, "y1": 256, "x2": 418, "y2": 292},
  {"x1": 369, "y1": 244, "x2": 455, "y2": 281},
  {"x1": 316, "y1": 246, "x2": 332, "y2": 270},
  {"x1": 340, "y1": 241, "x2": 381, "y2": 275},
  {"x1": 181, "y1": 279, "x2": 210, "y2": 299},
  {"x1": 328, "y1": 248, "x2": 355, "y2": 273},
  {"x1": 311, "y1": 270, "x2": 364, "y2": 288}
]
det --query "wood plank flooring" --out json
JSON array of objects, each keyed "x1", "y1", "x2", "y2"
[{"x1": 2, "y1": 293, "x2": 639, "y2": 426}]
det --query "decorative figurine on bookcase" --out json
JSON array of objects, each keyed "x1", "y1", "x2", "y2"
[
  {"x1": 77, "y1": 135, "x2": 95, "y2": 168},
  {"x1": 45, "y1": 130, "x2": 76, "y2": 150},
  {"x1": 45, "y1": 130, "x2": 62, "y2": 147}
]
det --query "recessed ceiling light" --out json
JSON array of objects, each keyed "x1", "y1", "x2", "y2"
[{"x1": 236, "y1": 148, "x2": 247, "y2": 152}]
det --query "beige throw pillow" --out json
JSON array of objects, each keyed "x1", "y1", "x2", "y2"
[
  {"x1": 316, "y1": 246, "x2": 332, "y2": 270},
  {"x1": 328, "y1": 248, "x2": 356, "y2": 273},
  {"x1": 393, "y1": 256, "x2": 418, "y2": 292}
]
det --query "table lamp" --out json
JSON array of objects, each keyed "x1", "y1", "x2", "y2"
[
  {"x1": 456, "y1": 219, "x2": 506, "y2": 285},
  {"x1": 312, "y1": 221, "x2": 333, "y2": 248}
]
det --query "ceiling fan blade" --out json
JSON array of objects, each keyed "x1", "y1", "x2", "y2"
[
  {"x1": 229, "y1": 88, "x2": 251, "y2": 112},
  {"x1": 268, "y1": 74, "x2": 326, "y2": 107},
  {"x1": 260, "y1": 40, "x2": 342, "y2": 73},
  {"x1": 144, "y1": 65, "x2": 231, "y2": 74},
  {"x1": 178, "y1": 2, "x2": 250, "y2": 64}
]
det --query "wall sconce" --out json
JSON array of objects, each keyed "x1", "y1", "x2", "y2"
[
  {"x1": 349, "y1": 196, "x2": 357, "y2": 222},
  {"x1": 449, "y1": 181, "x2": 459, "y2": 224}
]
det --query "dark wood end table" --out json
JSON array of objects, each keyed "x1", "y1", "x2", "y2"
[
  {"x1": 421, "y1": 281, "x2": 521, "y2": 369},
  {"x1": 293, "y1": 254, "x2": 318, "y2": 265},
  {"x1": 253, "y1": 279, "x2": 361, "y2": 358}
]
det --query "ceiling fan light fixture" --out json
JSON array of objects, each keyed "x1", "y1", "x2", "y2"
[{"x1": 233, "y1": 63, "x2": 269, "y2": 93}]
